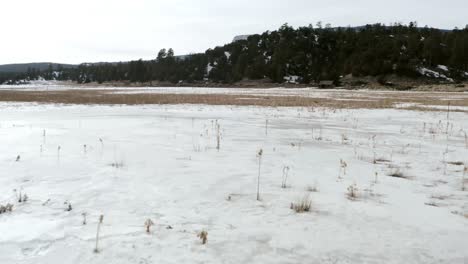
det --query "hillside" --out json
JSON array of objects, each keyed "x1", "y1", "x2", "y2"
[{"x1": 1, "y1": 23, "x2": 467, "y2": 86}]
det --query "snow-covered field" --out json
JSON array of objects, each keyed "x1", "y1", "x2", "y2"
[{"x1": 0, "y1": 102, "x2": 467, "y2": 263}]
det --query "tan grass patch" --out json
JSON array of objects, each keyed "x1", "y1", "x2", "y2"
[{"x1": 0, "y1": 89, "x2": 467, "y2": 109}]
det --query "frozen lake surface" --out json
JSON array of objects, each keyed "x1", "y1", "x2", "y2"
[{"x1": 0, "y1": 102, "x2": 467, "y2": 263}]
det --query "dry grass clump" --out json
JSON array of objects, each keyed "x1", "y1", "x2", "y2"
[
  {"x1": 447, "y1": 161, "x2": 464, "y2": 166},
  {"x1": 374, "y1": 158, "x2": 391, "y2": 164},
  {"x1": 144, "y1": 219, "x2": 154, "y2": 233},
  {"x1": 0, "y1": 203, "x2": 14, "y2": 214},
  {"x1": 306, "y1": 184, "x2": 319, "y2": 192},
  {"x1": 387, "y1": 168, "x2": 410, "y2": 179},
  {"x1": 347, "y1": 184, "x2": 359, "y2": 200},
  {"x1": 110, "y1": 161, "x2": 125, "y2": 168},
  {"x1": 197, "y1": 230, "x2": 208, "y2": 244},
  {"x1": 425, "y1": 201, "x2": 439, "y2": 207},
  {"x1": 290, "y1": 195, "x2": 312, "y2": 213}
]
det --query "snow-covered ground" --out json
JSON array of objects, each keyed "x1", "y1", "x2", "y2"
[{"x1": 0, "y1": 102, "x2": 467, "y2": 263}]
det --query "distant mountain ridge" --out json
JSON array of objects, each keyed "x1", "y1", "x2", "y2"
[{"x1": 0, "y1": 63, "x2": 77, "y2": 73}]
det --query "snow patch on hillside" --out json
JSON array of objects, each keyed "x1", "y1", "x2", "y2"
[
  {"x1": 437, "y1": 65, "x2": 449, "y2": 72},
  {"x1": 283, "y1": 75, "x2": 301, "y2": 84},
  {"x1": 206, "y1": 63, "x2": 214, "y2": 75},
  {"x1": 417, "y1": 67, "x2": 453, "y2": 82}
]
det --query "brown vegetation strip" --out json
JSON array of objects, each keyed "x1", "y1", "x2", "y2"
[{"x1": 0, "y1": 89, "x2": 467, "y2": 110}]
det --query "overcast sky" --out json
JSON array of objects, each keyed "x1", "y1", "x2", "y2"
[{"x1": 0, "y1": 0, "x2": 466, "y2": 64}]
